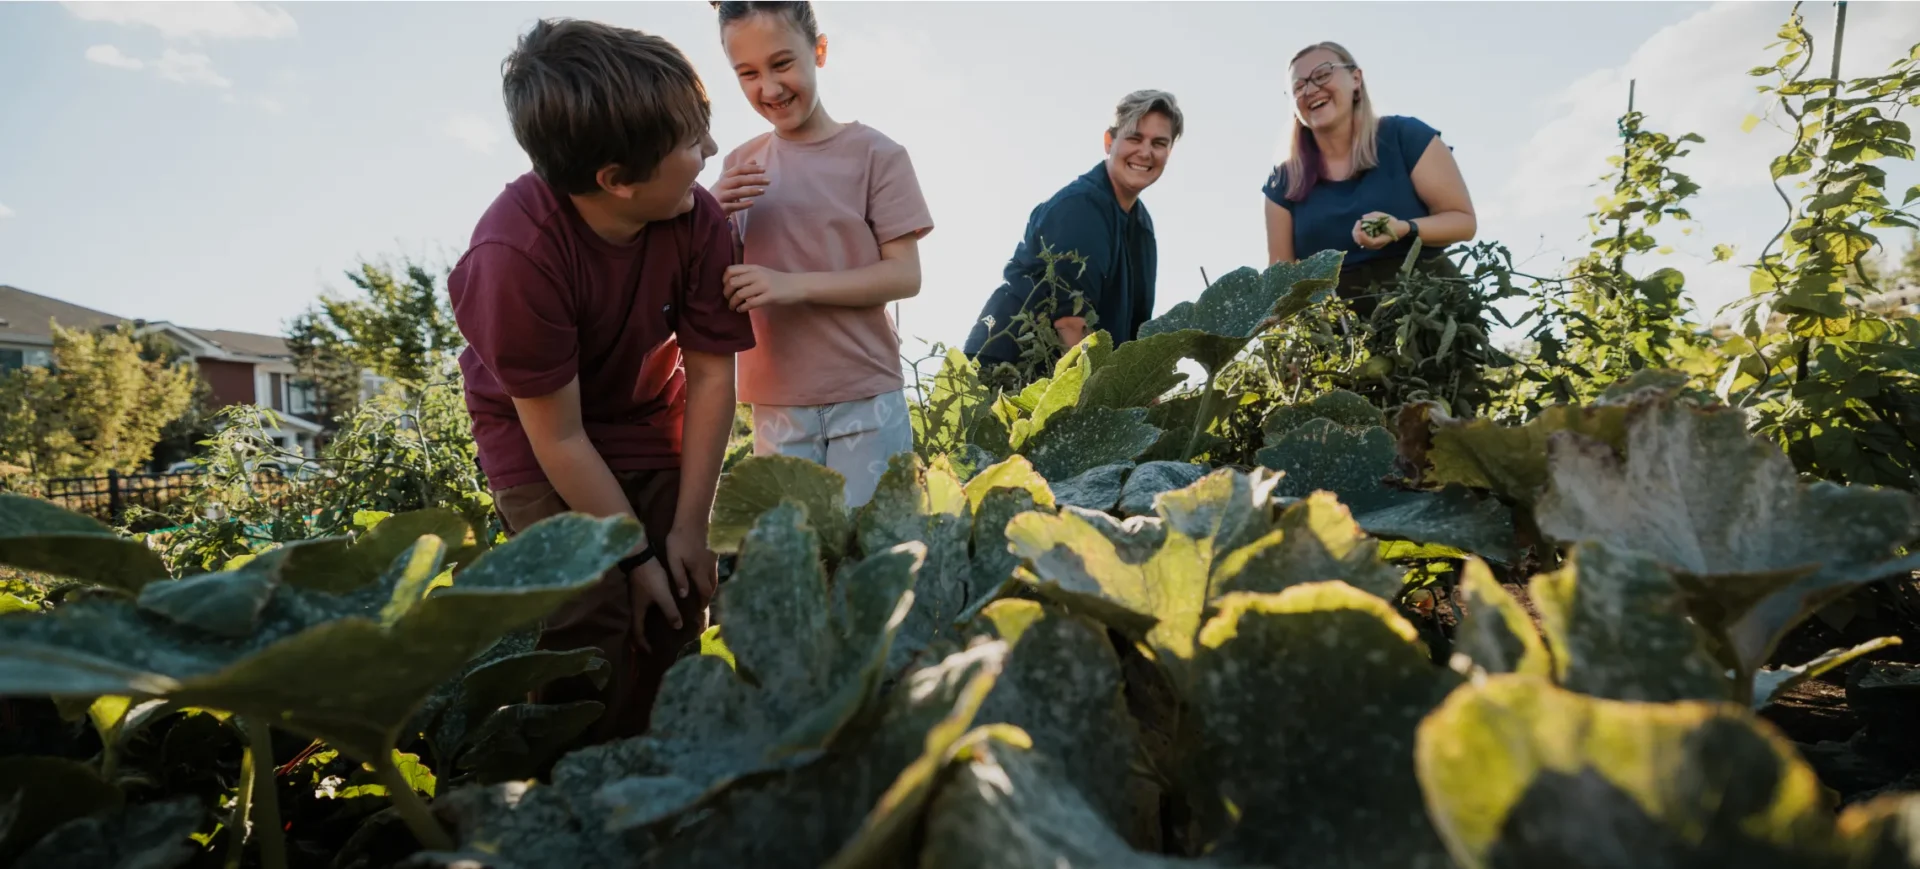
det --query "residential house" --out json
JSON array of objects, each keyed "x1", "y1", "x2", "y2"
[
  {"x1": 0, "y1": 284, "x2": 362, "y2": 460},
  {"x1": 136, "y1": 322, "x2": 327, "y2": 457},
  {"x1": 0, "y1": 284, "x2": 123, "y2": 372}
]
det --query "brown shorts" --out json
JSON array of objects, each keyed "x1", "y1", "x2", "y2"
[{"x1": 493, "y1": 468, "x2": 710, "y2": 743}]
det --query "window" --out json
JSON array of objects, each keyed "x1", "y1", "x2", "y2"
[
  {"x1": 0, "y1": 349, "x2": 21, "y2": 373},
  {"x1": 289, "y1": 379, "x2": 317, "y2": 416},
  {"x1": 269, "y1": 372, "x2": 286, "y2": 411}
]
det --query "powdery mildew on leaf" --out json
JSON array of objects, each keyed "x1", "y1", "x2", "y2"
[
  {"x1": 556, "y1": 503, "x2": 920, "y2": 827},
  {"x1": 0, "y1": 512, "x2": 638, "y2": 761},
  {"x1": 857, "y1": 454, "x2": 972, "y2": 669},
  {"x1": 1260, "y1": 420, "x2": 1516, "y2": 563},
  {"x1": 973, "y1": 603, "x2": 1138, "y2": 833},
  {"x1": 961, "y1": 488, "x2": 1046, "y2": 621},
  {"x1": 1116, "y1": 461, "x2": 1208, "y2": 518},
  {"x1": 1530, "y1": 543, "x2": 1728, "y2": 703},
  {"x1": 1262, "y1": 389, "x2": 1384, "y2": 443},
  {"x1": 1006, "y1": 469, "x2": 1275, "y2": 672},
  {"x1": 0, "y1": 493, "x2": 167, "y2": 592},
  {"x1": 1415, "y1": 675, "x2": 1859, "y2": 868},
  {"x1": 919, "y1": 740, "x2": 1191, "y2": 869},
  {"x1": 1193, "y1": 584, "x2": 1459, "y2": 868},
  {"x1": 1077, "y1": 331, "x2": 1195, "y2": 411},
  {"x1": 709, "y1": 454, "x2": 852, "y2": 559},
  {"x1": 1212, "y1": 492, "x2": 1404, "y2": 602},
  {"x1": 1049, "y1": 462, "x2": 1133, "y2": 512},
  {"x1": 636, "y1": 641, "x2": 1009, "y2": 869},
  {"x1": 1019, "y1": 406, "x2": 1160, "y2": 482},
  {"x1": 1448, "y1": 558, "x2": 1551, "y2": 680},
  {"x1": 1535, "y1": 398, "x2": 1920, "y2": 673},
  {"x1": 1403, "y1": 401, "x2": 1630, "y2": 505}
]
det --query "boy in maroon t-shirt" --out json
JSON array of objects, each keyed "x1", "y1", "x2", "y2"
[{"x1": 447, "y1": 18, "x2": 753, "y2": 742}]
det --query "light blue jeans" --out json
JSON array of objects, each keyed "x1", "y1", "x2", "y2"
[{"x1": 751, "y1": 389, "x2": 915, "y2": 508}]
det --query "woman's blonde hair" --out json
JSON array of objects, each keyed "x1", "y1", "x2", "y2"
[{"x1": 1278, "y1": 41, "x2": 1378, "y2": 202}]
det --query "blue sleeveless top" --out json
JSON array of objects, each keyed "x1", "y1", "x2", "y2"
[{"x1": 1261, "y1": 115, "x2": 1444, "y2": 268}]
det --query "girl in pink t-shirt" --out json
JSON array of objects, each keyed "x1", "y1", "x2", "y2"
[{"x1": 710, "y1": 1, "x2": 935, "y2": 508}]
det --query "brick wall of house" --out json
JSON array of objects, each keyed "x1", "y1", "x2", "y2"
[{"x1": 198, "y1": 358, "x2": 255, "y2": 407}]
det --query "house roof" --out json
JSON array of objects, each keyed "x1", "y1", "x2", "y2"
[
  {"x1": 183, "y1": 328, "x2": 292, "y2": 360},
  {"x1": 0, "y1": 284, "x2": 127, "y2": 345}
]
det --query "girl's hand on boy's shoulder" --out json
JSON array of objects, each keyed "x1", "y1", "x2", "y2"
[
  {"x1": 724, "y1": 264, "x2": 805, "y2": 311},
  {"x1": 713, "y1": 161, "x2": 769, "y2": 215}
]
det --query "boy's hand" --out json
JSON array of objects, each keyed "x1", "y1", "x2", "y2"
[
  {"x1": 714, "y1": 161, "x2": 768, "y2": 215},
  {"x1": 725, "y1": 265, "x2": 806, "y2": 311},
  {"x1": 627, "y1": 557, "x2": 681, "y2": 654},
  {"x1": 665, "y1": 523, "x2": 719, "y2": 599}
]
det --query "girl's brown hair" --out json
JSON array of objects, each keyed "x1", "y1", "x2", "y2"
[
  {"x1": 1278, "y1": 41, "x2": 1380, "y2": 202},
  {"x1": 713, "y1": 1, "x2": 820, "y2": 44}
]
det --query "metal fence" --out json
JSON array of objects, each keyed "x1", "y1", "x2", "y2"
[{"x1": 28, "y1": 469, "x2": 294, "y2": 525}]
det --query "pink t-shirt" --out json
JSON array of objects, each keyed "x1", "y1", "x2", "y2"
[{"x1": 723, "y1": 122, "x2": 934, "y2": 407}]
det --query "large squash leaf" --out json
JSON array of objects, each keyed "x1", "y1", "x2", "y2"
[
  {"x1": 554, "y1": 502, "x2": 920, "y2": 828},
  {"x1": 14, "y1": 796, "x2": 202, "y2": 869},
  {"x1": 0, "y1": 512, "x2": 638, "y2": 761},
  {"x1": 1019, "y1": 406, "x2": 1160, "y2": 482},
  {"x1": 857, "y1": 454, "x2": 973, "y2": 669},
  {"x1": 1211, "y1": 491, "x2": 1405, "y2": 602},
  {"x1": 917, "y1": 738, "x2": 1192, "y2": 869},
  {"x1": 1447, "y1": 558, "x2": 1551, "y2": 680},
  {"x1": 709, "y1": 455, "x2": 852, "y2": 560},
  {"x1": 1004, "y1": 469, "x2": 1273, "y2": 673},
  {"x1": 961, "y1": 455, "x2": 1055, "y2": 513},
  {"x1": 621, "y1": 641, "x2": 1009, "y2": 869},
  {"x1": 1530, "y1": 542, "x2": 1728, "y2": 703},
  {"x1": 1049, "y1": 462, "x2": 1134, "y2": 512},
  {"x1": 1078, "y1": 331, "x2": 1194, "y2": 411},
  {"x1": 1262, "y1": 388, "x2": 1383, "y2": 443},
  {"x1": 1135, "y1": 250, "x2": 1344, "y2": 373},
  {"x1": 1193, "y1": 584, "x2": 1460, "y2": 868},
  {"x1": 1115, "y1": 461, "x2": 1208, "y2": 518},
  {"x1": 1416, "y1": 675, "x2": 1860, "y2": 868},
  {"x1": 0, "y1": 494, "x2": 167, "y2": 592},
  {"x1": 1535, "y1": 398, "x2": 1920, "y2": 677},
  {"x1": 0, "y1": 757, "x2": 123, "y2": 865},
  {"x1": 973, "y1": 601, "x2": 1139, "y2": 833},
  {"x1": 1259, "y1": 418, "x2": 1516, "y2": 562},
  {"x1": 1397, "y1": 401, "x2": 1629, "y2": 505}
]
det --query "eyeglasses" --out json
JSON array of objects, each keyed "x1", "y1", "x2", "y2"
[{"x1": 1291, "y1": 61, "x2": 1355, "y2": 97}]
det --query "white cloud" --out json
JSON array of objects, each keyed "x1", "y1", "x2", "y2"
[
  {"x1": 156, "y1": 49, "x2": 231, "y2": 89},
  {"x1": 443, "y1": 113, "x2": 503, "y2": 155},
  {"x1": 84, "y1": 43, "x2": 143, "y2": 70},
  {"x1": 0, "y1": 202, "x2": 14, "y2": 220},
  {"x1": 63, "y1": 1, "x2": 296, "y2": 41}
]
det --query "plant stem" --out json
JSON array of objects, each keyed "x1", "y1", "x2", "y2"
[
  {"x1": 374, "y1": 749, "x2": 454, "y2": 852},
  {"x1": 223, "y1": 730, "x2": 258, "y2": 869},
  {"x1": 243, "y1": 718, "x2": 289, "y2": 869},
  {"x1": 1185, "y1": 369, "x2": 1221, "y2": 460}
]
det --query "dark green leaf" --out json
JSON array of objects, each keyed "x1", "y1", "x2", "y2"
[
  {"x1": 0, "y1": 494, "x2": 167, "y2": 592},
  {"x1": 710, "y1": 455, "x2": 852, "y2": 560}
]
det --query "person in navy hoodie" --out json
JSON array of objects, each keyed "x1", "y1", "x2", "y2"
[
  {"x1": 1263, "y1": 41, "x2": 1477, "y2": 316},
  {"x1": 963, "y1": 90, "x2": 1183, "y2": 375}
]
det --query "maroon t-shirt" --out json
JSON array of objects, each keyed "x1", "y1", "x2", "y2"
[{"x1": 448, "y1": 172, "x2": 754, "y2": 490}]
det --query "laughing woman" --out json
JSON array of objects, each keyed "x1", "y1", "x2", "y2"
[{"x1": 1263, "y1": 41, "x2": 1476, "y2": 315}]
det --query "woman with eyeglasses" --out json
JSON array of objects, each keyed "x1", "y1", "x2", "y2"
[{"x1": 1262, "y1": 42, "x2": 1476, "y2": 315}]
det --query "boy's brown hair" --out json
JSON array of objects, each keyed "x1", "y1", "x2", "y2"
[{"x1": 502, "y1": 19, "x2": 712, "y2": 195}]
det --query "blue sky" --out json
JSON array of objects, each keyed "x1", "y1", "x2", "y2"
[{"x1": 2, "y1": 1, "x2": 1916, "y2": 365}]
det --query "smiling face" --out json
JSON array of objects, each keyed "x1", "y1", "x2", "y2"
[
  {"x1": 603, "y1": 129, "x2": 719, "y2": 222},
  {"x1": 1291, "y1": 47, "x2": 1361, "y2": 132},
  {"x1": 722, "y1": 11, "x2": 828, "y2": 137},
  {"x1": 1104, "y1": 110, "x2": 1176, "y2": 202}
]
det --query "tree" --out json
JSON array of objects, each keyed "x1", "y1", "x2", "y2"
[
  {"x1": 0, "y1": 323, "x2": 200, "y2": 477},
  {"x1": 287, "y1": 256, "x2": 465, "y2": 420}
]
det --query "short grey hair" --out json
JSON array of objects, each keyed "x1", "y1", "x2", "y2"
[{"x1": 1109, "y1": 89, "x2": 1184, "y2": 141}]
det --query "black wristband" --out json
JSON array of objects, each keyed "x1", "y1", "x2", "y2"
[
  {"x1": 617, "y1": 544, "x2": 658, "y2": 574},
  {"x1": 1405, "y1": 218, "x2": 1420, "y2": 242}
]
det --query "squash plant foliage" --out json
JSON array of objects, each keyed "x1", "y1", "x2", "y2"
[{"x1": 6, "y1": 12, "x2": 1920, "y2": 867}]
